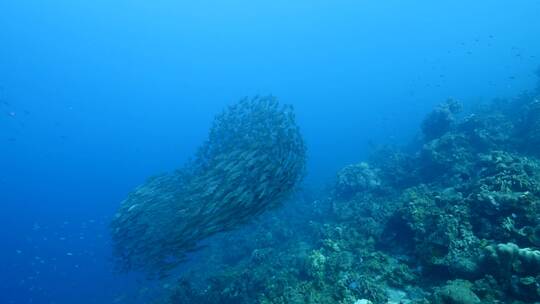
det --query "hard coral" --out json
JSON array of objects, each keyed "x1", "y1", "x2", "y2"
[
  {"x1": 421, "y1": 99, "x2": 462, "y2": 141},
  {"x1": 335, "y1": 162, "x2": 381, "y2": 199},
  {"x1": 433, "y1": 280, "x2": 481, "y2": 304},
  {"x1": 162, "y1": 75, "x2": 540, "y2": 304}
]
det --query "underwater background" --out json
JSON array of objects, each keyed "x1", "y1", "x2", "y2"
[{"x1": 1, "y1": 1, "x2": 540, "y2": 303}]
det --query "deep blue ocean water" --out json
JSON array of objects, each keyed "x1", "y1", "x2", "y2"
[{"x1": 1, "y1": 1, "x2": 540, "y2": 303}]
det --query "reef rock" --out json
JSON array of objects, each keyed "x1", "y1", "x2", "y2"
[
  {"x1": 433, "y1": 280, "x2": 481, "y2": 304},
  {"x1": 335, "y1": 162, "x2": 381, "y2": 199},
  {"x1": 421, "y1": 99, "x2": 461, "y2": 141}
]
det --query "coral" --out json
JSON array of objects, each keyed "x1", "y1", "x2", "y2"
[
  {"x1": 481, "y1": 243, "x2": 540, "y2": 301},
  {"x1": 391, "y1": 186, "x2": 480, "y2": 278},
  {"x1": 433, "y1": 280, "x2": 481, "y2": 304},
  {"x1": 457, "y1": 112, "x2": 514, "y2": 151},
  {"x1": 421, "y1": 99, "x2": 462, "y2": 141},
  {"x1": 306, "y1": 249, "x2": 327, "y2": 283},
  {"x1": 369, "y1": 146, "x2": 420, "y2": 189},
  {"x1": 419, "y1": 133, "x2": 475, "y2": 183},
  {"x1": 334, "y1": 162, "x2": 381, "y2": 199},
  {"x1": 158, "y1": 78, "x2": 540, "y2": 304},
  {"x1": 515, "y1": 99, "x2": 540, "y2": 156},
  {"x1": 349, "y1": 275, "x2": 388, "y2": 304},
  {"x1": 469, "y1": 151, "x2": 540, "y2": 244},
  {"x1": 482, "y1": 243, "x2": 540, "y2": 277}
]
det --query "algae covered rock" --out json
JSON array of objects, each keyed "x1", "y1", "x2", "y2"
[
  {"x1": 110, "y1": 96, "x2": 306, "y2": 277},
  {"x1": 421, "y1": 99, "x2": 462, "y2": 141},
  {"x1": 305, "y1": 249, "x2": 327, "y2": 282},
  {"x1": 369, "y1": 146, "x2": 419, "y2": 189},
  {"x1": 335, "y1": 162, "x2": 381, "y2": 199},
  {"x1": 479, "y1": 243, "x2": 540, "y2": 301},
  {"x1": 419, "y1": 133, "x2": 475, "y2": 182},
  {"x1": 393, "y1": 186, "x2": 480, "y2": 277},
  {"x1": 353, "y1": 299, "x2": 373, "y2": 304},
  {"x1": 482, "y1": 243, "x2": 540, "y2": 277},
  {"x1": 433, "y1": 280, "x2": 481, "y2": 304},
  {"x1": 515, "y1": 99, "x2": 540, "y2": 156},
  {"x1": 470, "y1": 151, "x2": 540, "y2": 243}
]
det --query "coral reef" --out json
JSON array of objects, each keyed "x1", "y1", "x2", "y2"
[
  {"x1": 515, "y1": 98, "x2": 540, "y2": 156},
  {"x1": 421, "y1": 99, "x2": 462, "y2": 141},
  {"x1": 433, "y1": 280, "x2": 481, "y2": 304},
  {"x1": 144, "y1": 74, "x2": 540, "y2": 303},
  {"x1": 110, "y1": 96, "x2": 306, "y2": 278},
  {"x1": 334, "y1": 162, "x2": 382, "y2": 199}
]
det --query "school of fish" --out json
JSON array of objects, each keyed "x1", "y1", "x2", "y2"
[{"x1": 110, "y1": 96, "x2": 306, "y2": 278}]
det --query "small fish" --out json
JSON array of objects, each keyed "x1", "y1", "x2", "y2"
[{"x1": 8, "y1": 111, "x2": 16, "y2": 117}]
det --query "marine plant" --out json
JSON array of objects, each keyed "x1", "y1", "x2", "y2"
[{"x1": 110, "y1": 96, "x2": 306, "y2": 278}]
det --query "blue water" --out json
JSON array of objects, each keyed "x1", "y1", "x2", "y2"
[{"x1": 1, "y1": 1, "x2": 539, "y2": 303}]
